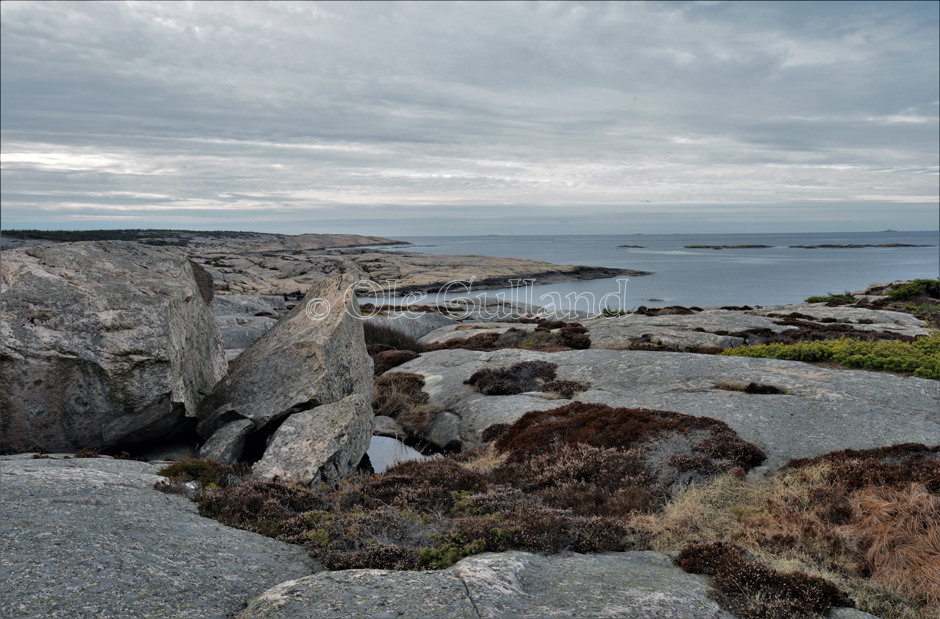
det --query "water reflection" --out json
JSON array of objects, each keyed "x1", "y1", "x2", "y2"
[{"x1": 366, "y1": 436, "x2": 436, "y2": 474}]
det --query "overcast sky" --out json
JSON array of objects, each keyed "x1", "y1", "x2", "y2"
[{"x1": 1, "y1": 1, "x2": 937, "y2": 236}]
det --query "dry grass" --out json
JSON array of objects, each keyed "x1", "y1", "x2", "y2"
[
  {"x1": 641, "y1": 453, "x2": 940, "y2": 619},
  {"x1": 847, "y1": 483, "x2": 940, "y2": 606}
]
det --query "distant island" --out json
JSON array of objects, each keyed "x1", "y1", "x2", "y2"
[
  {"x1": 0, "y1": 229, "x2": 410, "y2": 251},
  {"x1": 617, "y1": 244, "x2": 645, "y2": 248},
  {"x1": 685, "y1": 244, "x2": 772, "y2": 250},
  {"x1": 790, "y1": 243, "x2": 934, "y2": 249}
]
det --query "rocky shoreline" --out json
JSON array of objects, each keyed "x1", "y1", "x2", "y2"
[{"x1": 1, "y1": 234, "x2": 937, "y2": 619}]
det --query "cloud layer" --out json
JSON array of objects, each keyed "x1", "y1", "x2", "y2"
[{"x1": 1, "y1": 1, "x2": 937, "y2": 234}]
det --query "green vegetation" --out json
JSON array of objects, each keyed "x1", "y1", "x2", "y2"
[
  {"x1": 156, "y1": 458, "x2": 248, "y2": 488},
  {"x1": 161, "y1": 421, "x2": 938, "y2": 617},
  {"x1": 804, "y1": 293, "x2": 856, "y2": 305},
  {"x1": 887, "y1": 278, "x2": 940, "y2": 301},
  {"x1": 161, "y1": 402, "x2": 764, "y2": 574},
  {"x1": 600, "y1": 308, "x2": 630, "y2": 317},
  {"x1": 719, "y1": 331, "x2": 940, "y2": 379}
]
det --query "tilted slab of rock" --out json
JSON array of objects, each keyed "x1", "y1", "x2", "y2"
[
  {"x1": 253, "y1": 394, "x2": 374, "y2": 485},
  {"x1": 585, "y1": 304, "x2": 931, "y2": 352},
  {"x1": 239, "y1": 550, "x2": 731, "y2": 619},
  {"x1": 0, "y1": 456, "x2": 317, "y2": 618},
  {"x1": 396, "y1": 349, "x2": 940, "y2": 470},
  {"x1": 197, "y1": 274, "x2": 374, "y2": 461},
  {"x1": 198, "y1": 418, "x2": 254, "y2": 462},
  {"x1": 0, "y1": 242, "x2": 226, "y2": 452}
]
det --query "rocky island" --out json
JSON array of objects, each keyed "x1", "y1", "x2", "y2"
[
  {"x1": 1, "y1": 233, "x2": 937, "y2": 619},
  {"x1": 684, "y1": 244, "x2": 772, "y2": 249}
]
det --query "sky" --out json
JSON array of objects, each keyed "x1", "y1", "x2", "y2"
[{"x1": 1, "y1": 1, "x2": 938, "y2": 236}]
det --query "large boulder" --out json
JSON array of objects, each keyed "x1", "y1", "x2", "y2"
[
  {"x1": 0, "y1": 242, "x2": 226, "y2": 453},
  {"x1": 0, "y1": 455, "x2": 317, "y2": 618},
  {"x1": 196, "y1": 274, "x2": 374, "y2": 461},
  {"x1": 252, "y1": 394, "x2": 373, "y2": 485},
  {"x1": 395, "y1": 349, "x2": 940, "y2": 470},
  {"x1": 238, "y1": 550, "x2": 731, "y2": 618}
]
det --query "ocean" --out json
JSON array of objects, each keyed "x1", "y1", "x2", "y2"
[{"x1": 371, "y1": 230, "x2": 939, "y2": 310}]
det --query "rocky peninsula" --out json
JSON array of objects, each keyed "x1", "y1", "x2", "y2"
[{"x1": 1, "y1": 233, "x2": 937, "y2": 619}]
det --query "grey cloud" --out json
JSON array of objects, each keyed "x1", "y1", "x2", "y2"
[{"x1": 1, "y1": 1, "x2": 937, "y2": 233}]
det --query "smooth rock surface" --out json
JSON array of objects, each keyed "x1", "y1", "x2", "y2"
[
  {"x1": 194, "y1": 248, "x2": 648, "y2": 297},
  {"x1": 253, "y1": 394, "x2": 374, "y2": 485},
  {"x1": 0, "y1": 456, "x2": 317, "y2": 618},
  {"x1": 372, "y1": 415, "x2": 406, "y2": 438},
  {"x1": 585, "y1": 304, "x2": 930, "y2": 352},
  {"x1": 418, "y1": 322, "x2": 538, "y2": 346},
  {"x1": 196, "y1": 274, "x2": 373, "y2": 441},
  {"x1": 212, "y1": 294, "x2": 289, "y2": 361},
  {"x1": 197, "y1": 418, "x2": 254, "y2": 463},
  {"x1": 0, "y1": 242, "x2": 227, "y2": 453},
  {"x1": 396, "y1": 349, "x2": 940, "y2": 469},
  {"x1": 239, "y1": 550, "x2": 731, "y2": 618}
]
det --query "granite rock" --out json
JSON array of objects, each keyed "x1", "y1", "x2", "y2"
[
  {"x1": 0, "y1": 456, "x2": 317, "y2": 618},
  {"x1": 196, "y1": 274, "x2": 373, "y2": 441},
  {"x1": 239, "y1": 550, "x2": 732, "y2": 618},
  {"x1": 0, "y1": 242, "x2": 226, "y2": 453},
  {"x1": 395, "y1": 348, "x2": 939, "y2": 469},
  {"x1": 252, "y1": 394, "x2": 374, "y2": 485}
]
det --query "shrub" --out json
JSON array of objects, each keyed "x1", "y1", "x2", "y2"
[
  {"x1": 493, "y1": 402, "x2": 765, "y2": 471},
  {"x1": 647, "y1": 444, "x2": 940, "y2": 618},
  {"x1": 805, "y1": 293, "x2": 856, "y2": 305},
  {"x1": 887, "y1": 279, "x2": 940, "y2": 301},
  {"x1": 719, "y1": 331, "x2": 940, "y2": 379},
  {"x1": 677, "y1": 542, "x2": 851, "y2": 618},
  {"x1": 464, "y1": 360, "x2": 558, "y2": 395},
  {"x1": 372, "y1": 372, "x2": 429, "y2": 418},
  {"x1": 372, "y1": 349, "x2": 420, "y2": 375},
  {"x1": 422, "y1": 323, "x2": 591, "y2": 352},
  {"x1": 363, "y1": 321, "x2": 423, "y2": 353},
  {"x1": 496, "y1": 443, "x2": 656, "y2": 516},
  {"x1": 156, "y1": 458, "x2": 248, "y2": 490}
]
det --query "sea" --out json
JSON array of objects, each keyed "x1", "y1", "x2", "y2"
[{"x1": 368, "y1": 230, "x2": 939, "y2": 311}]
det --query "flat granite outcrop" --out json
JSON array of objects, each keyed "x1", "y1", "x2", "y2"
[
  {"x1": 0, "y1": 456, "x2": 318, "y2": 619},
  {"x1": 395, "y1": 349, "x2": 940, "y2": 470},
  {"x1": 585, "y1": 304, "x2": 929, "y2": 351},
  {"x1": 238, "y1": 550, "x2": 732, "y2": 618},
  {"x1": 194, "y1": 248, "x2": 649, "y2": 297},
  {"x1": 408, "y1": 303, "x2": 931, "y2": 354}
]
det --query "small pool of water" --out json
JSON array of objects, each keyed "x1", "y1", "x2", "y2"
[{"x1": 366, "y1": 436, "x2": 437, "y2": 474}]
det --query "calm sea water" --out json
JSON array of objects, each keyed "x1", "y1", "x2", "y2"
[{"x1": 371, "y1": 231, "x2": 939, "y2": 310}]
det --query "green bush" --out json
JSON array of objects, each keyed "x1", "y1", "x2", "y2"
[
  {"x1": 887, "y1": 278, "x2": 940, "y2": 301},
  {"x1": 804, "y1": 293, "x2": 855, "y2": 305},
  {"x1": 720, "y1": 331, "x2": 940, "y2": 379}
]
